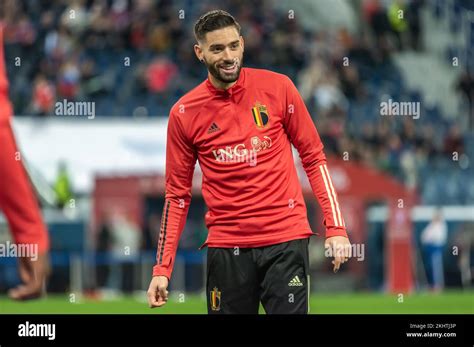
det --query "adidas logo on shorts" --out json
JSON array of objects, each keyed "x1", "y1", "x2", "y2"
[{"x1": 288, "y1": 275, "x2": 303, "y2": 287}]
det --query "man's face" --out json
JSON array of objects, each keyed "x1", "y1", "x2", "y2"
[{"x1": 195, "y1": 26, "x2": 244, "y2": 85}]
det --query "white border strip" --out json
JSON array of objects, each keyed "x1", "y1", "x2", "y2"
[{"x1": 367, "y1": 205, "x2": 474, "y2": 222}]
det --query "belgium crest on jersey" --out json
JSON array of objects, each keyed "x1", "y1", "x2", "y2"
[
  {"x1": 251, "y1": 101, "x2": 269, "y2": 128},
  {"x1": 210, "y1": 287, "x2": 221, "y2": 311}
]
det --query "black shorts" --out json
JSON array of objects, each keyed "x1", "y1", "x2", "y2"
[{"x1": 206, "y1": 237, "x2": 310, "y2": 314}]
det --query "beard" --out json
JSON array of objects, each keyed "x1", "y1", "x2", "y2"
[{"x1": 204, "y1": 56, "x2": 243, "y2": 84}]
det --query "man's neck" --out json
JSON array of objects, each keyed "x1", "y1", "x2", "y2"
[{"x1": 208, "y1": 73, "x2": 237, "y2": 90}]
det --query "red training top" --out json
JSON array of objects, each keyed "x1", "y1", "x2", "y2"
[
  {"x1": 0, "y1": 24, "x2": 12, "y2": 124},
  {"x1": 153, "y1": 67, "x2": 347, "y2": 279},
  {"x1": 0, "y1": 23, "x2": 49, "y2": 254}
]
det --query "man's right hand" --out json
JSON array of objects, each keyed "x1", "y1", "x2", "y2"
[
  {"x1": 147, "y1": 275, "x2": 169, "y2": 308},
  {"x1": 8, "y1": 253, "x2": 50, "y2": 301}
]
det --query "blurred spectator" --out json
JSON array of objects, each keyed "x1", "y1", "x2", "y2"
[
  {"x1": 363, "y1": 0, "x2": 392, "y2": 55},
  {"x1": 143, "y1": 212, "x2": 160, "y2": 251},
  {"x1": 106, "y1": 211, "x2": 141, "y2": 293},
  {"x1": 110, "y1": 0, "x2": 131, "y2": 33},
  {"x1": 57, "y1": 60, "x2": 80, "y2": 99},
  {"x1": 443, "y1": 125, "x2": 465, "y2": 156},
  {"x1": 338, "y1": 64, "x2": 364, "y2": 101},
  {"x1": 79, "y1": 57, "x2": 106, "y2": 97},
  {"x1": 298, "y1": 58, "x2": 348, "y2": 121},
  {"x1": 96, "y1": 214, "x2": 113, "y2": 289},
  {"x1": 60, "y1": 0, "x2": 89, "y2": 34},
  {"x1": 144, "y1": 57, "x2": 177, "y2": 93},
  {"x1": 388, "y1": 0, "x2": 408, "y2": 50},
  {"x1": 455, "y1": 70, "x2": 474, "y2": 128},
  {"x1": 30, "y1": 74, "x2": 55, "y2": 116},
  {"x1": 387, "y1": 134, "x2": 403, "y2": 176},
  {"x1": 400, "y1": 149, "x2": 417, "y2": 189},
  {"x1": 421, "y1": 209, "x2": 448, "y2": 292},
  {"x1": 451, "y1": 225, "x2": 473, "y2": 289},
  {"x1": 9, "y1": 15, "x2": 36, "y2": 46},
  {"x1": 54, "y1": 160, "x2": 74, "y2": 209},
  {"x1": 406, "y1": 0, "x2": 424, "y2": 51},
  {"x1": 44, "y1": 27, "x2": 71, "y2": 61}
]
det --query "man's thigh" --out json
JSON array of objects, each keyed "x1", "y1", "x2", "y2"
[
  {"x1": 259, "y1": 238, "x2": 310, "y2": 314},
  {"x1": 206, "y1": 247, "x2": 260, "y2": 314}
]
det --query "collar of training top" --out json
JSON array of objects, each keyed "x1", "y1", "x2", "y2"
[{"x1": 205, "y1": 67, "x2": 246, "y2": 97}]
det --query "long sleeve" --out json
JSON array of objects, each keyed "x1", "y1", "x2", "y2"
[
  {"x1": 0, "y1": 23, "x2": 12, "y2": 123},
  {"x1": 0, "y1": 24, "x2": 49, "y2": 252},
  {"x1": 152, "y1": 109, "x2": 197, "y2": 279},
  {"x1": 283, "y1": 76, "x2": 347, "y2": 238}
]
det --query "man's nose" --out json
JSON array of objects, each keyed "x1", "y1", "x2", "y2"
[{"x1": 222, "y1": 48, "x2": 233, "y2": 61}]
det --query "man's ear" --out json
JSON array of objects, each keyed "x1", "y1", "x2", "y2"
[
  {"x1": 240, "y1": 36, "x2": 245, "y2": 53},
  {"x1": 194, "y1": 44, "x2": 204, "y2": 62}
]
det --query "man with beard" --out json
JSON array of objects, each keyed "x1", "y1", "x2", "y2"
[{"x1": 147, "y1": 10, "x2": 351, "y2": 314}]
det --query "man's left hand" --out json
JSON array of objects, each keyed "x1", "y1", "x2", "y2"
[{"x1": 324, "y1": 236, "x2": 351, "y2": 273}]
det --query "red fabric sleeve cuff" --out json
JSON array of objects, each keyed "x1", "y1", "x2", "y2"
[
  {"x1": 152, "y1": 265, "x2": 171, "y2": 280},
  {"x1": 325, "y1": 227, "x2": 348, "y2": 239}
]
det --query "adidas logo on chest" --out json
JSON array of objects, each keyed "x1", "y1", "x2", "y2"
[{"x1": 207, "y1": 122, "x2": 221, "y2": 134}]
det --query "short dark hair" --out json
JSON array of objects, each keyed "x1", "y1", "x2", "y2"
[{"x1": 194, "y1": 10, "x2": 241, "y2": 42}]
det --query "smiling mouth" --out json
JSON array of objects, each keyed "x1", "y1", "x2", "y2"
[{"x1": 219, "y1": 62, "x2": 238, "y2": 74}]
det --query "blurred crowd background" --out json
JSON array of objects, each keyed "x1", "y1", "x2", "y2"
[
  {"x1": 2, "y1": 0, "x2": 473, "y2": 204},
  {"x1": 0, "y1": 0, "x2": 472, "y2": 297}
]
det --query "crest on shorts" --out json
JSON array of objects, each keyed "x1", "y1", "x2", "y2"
[
  {"x1": 210, "y1": 287, "x2": 221, "y2": 311},
  {"x1": 251, "y1": 101, "x2": 269, "y2": 128}
]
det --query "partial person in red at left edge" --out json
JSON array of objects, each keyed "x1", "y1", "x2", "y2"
[{"x1": 0, "y1": 22, "x2": 50, "y2": 300}]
